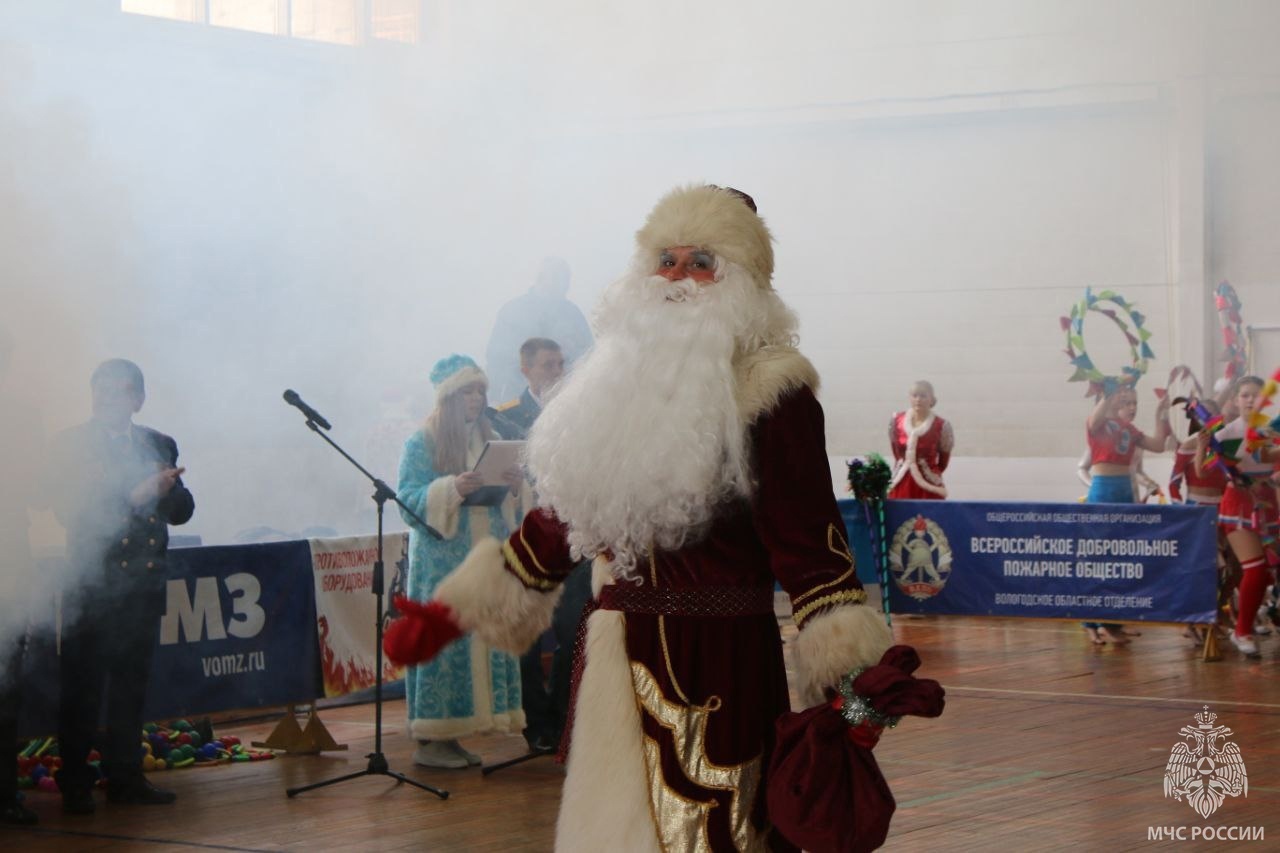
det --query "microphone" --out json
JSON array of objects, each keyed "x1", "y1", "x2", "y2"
[{"x1": 283, "y1": 389, "x2": 332, "y2": 430}]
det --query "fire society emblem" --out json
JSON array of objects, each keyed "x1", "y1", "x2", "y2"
[
  {"x1": 888, "y1": 514, "x2": 952, "y2": 600},
  {"x1": 1163, "y1": 706, "x2": 1248, "y2": 819}
]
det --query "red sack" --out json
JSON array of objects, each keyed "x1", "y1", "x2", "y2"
[
  {"x1": 768, "y1": 702, "x2": 895, "y2": 853},
  {"x1": 383, "y1": 597, "x2": 463, "y2": 666},
  {"x1": 767, "y1": 645, "x2": 944, "y2": 853}
]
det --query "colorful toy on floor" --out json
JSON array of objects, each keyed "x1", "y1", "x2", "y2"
[{"x1": 13, "y1": 721, "x2": 275, "y2": 791}]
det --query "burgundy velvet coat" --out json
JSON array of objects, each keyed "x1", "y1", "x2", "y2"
[{"x1": 503, "y1": 386, "x2": 868, "y2": 851}]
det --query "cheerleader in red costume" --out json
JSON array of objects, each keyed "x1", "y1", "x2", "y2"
[
  {"x1": 887, "y1": 380, "x2": 954, "y2": 500},
  {"x1": 1171, "y1": 401, "x2": 1231, "y2": 642},
  {"x1": 1207, "y1": 376, "x2": 1280, "y2": 658},
  {"x1": 1172, "y1": 405, "x2": 1228, "y2": 508}
]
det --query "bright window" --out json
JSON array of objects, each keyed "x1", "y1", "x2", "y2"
[
  {"x1": 121, "y1": 0, "x2": 203, "y2": 23},
  {"x1": 371, "y1": 0, "x2": 420, "y2": 44},
  {"x1": 208, "y1": 0, "x2": 284, "y2": 36},
  {"x1": 122, "y1": 0, "x2": 418, "y2": 45},
  {"x1": 291, "y1": 0, "x2": 359, "y2": 46}
]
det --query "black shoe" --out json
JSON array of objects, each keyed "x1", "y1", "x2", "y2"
[
  {"x1": 106, "y1": 777, "x2": 176, "y2": 805},
  {"x1": 525, "y1": 731, "x2": 555, "y2": 753},
  {"x1": 1, "y1": 798, "x2": 38, "y2": 825},
  {"x1": 62, "y1": 789, "x2": 96, "y2": 815}
]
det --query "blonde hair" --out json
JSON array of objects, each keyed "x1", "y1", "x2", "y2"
[
  {"x1": 425, "y1": 383, "x2": 493, "y2": 474},
  {"x1": 910, "y1": 380, "x2": 936, "y2": 403},
  {"x1": 1232, "y1": 375, "x2": 1264, "y2": 396}
]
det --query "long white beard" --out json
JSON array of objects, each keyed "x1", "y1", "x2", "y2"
[{"x1": 525, "y1": 260, "x2": 796, "y2": 582}]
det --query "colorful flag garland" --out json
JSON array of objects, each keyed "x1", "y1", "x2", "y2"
[
  {"x1": 1215, "y1": 281, "x2": 1246, "y2": 382},
  {"x1": 1060, "y1": 286, "x2": 1153, "y2": 398}
]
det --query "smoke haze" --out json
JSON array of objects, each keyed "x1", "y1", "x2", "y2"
[{"x1": 2, "y1": 0, "x2": 1279, "y2": 652}]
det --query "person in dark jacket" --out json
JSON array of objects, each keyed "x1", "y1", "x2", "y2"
[
  {"x1": 490, "y1": 337, "x2": 565, "y2": 440},
  {"x1": 47, "y1": 359, "x2": 194, "y2": 815},
  {"x1": 0, "y1": 328, "x2": 41, "y2": 825}
]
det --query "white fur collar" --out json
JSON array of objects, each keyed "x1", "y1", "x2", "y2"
[
  {"x1": 733, "y1": 346, "x2": 820, "y2": 424},
  {"x1": 888, "y1": 411, "x2": 948, "y2": 497}
]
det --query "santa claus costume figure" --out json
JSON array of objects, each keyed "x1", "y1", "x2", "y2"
[
  {"x1": 887, "y1": 380, "x2": 954, "y2": 500},
  {"x1": 386, "y1": 185, "x2": 943, "y2": 852}
]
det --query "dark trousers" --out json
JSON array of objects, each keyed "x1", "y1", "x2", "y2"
[
  {"x1": 520, "y1": 561, "x2": 592, "y2": 741},
  {"x1": 0, "y1": 640, "x2": 22, "y2": 803},
  {"x1": 57, "y1": 574, "x2": 164, "y2": 792}
]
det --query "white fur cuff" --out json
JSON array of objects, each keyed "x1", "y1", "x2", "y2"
[
  {"x1": 791, "y1": 604, "x2": 893, "y2": 708},
  {"x1": 426, "y1": 475, "x2": 463, "y2": 540},
  {"x1": 435, "y1": 537, "x2": 561, "y2": 654}
]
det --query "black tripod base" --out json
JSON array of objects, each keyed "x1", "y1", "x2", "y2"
[
  {"x1": 480, "y1": 746, "x2": 555, "y2": 777},
  {"x1": 287, "y1": 751, "x2": 449, "y2": 799}
]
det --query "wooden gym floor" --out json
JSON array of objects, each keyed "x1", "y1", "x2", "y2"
[{"x1": 4, "y1": 594, "x2": 1278, "y2": 851}]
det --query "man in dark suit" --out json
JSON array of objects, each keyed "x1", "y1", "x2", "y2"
[
  {"x1": 490, "y1": 337, "x2": 565, "y2": 440},
  {"x1": 493, "y1": 338, "x2": 592, "y2": 751},
  {"x1": 0, "y1": 329, "x2": 40, "y2": 825},
  {"x1": 48, "y1": 359, "x2": 194, "y2": 814}
]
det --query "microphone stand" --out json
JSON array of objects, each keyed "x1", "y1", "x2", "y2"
[
  {"x1": 284, "y1": 414, "x2": 448, "y2": 800},
  {"x1": 481, "y1": 742, "x2": 556, "y2": 776}
]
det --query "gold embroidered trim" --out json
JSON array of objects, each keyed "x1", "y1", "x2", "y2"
[
  {"x1": 827, "y1": 523, "x2": 854, "y2": 564},
  {"x1": 631, "y1": 663, "x2": 763, "y2": 853},
  {"x1": 501, "y1": 540, "x2": 556, "y2": 591},
  {"x1": 792, "y1": 566, "x2": 854, "y2": 608},
  {"x1": 650, "y1": 552, "x2": 690, "y2": 704},
  {"x1": 519, "y1": 523, "x2": 553, "y2": 578},
  {"x1": 641, "y1": 735, "x2": 714, "y2": 853},
  {"x1": 790, "y1": 524, "x2": 857, "y2": 611},
  {"x1": 658, "y1": 615, "x2": 691, "y2": 705},
  {"x1": 792, "y1": 589, "x2": 867, "y2": 628}
]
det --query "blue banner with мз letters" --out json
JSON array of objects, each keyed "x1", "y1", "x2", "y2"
[
  {"x1": 144, "y1": 540, "x2": 321, "y2": 719},
  {"x1": 18, "y1": 541, "x2": 322, "y2": 735},
  {"x1": 876, "y1": 500, "x2": 1217, "y2": 623}
]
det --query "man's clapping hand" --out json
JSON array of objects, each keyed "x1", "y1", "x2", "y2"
[{"x1": 130, "y1": 467, "x2": 185, "y2": 507}]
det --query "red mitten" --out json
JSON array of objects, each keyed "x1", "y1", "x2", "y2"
[{"x1": 383, "y1": 597, "x2": 463, "y2": 665}]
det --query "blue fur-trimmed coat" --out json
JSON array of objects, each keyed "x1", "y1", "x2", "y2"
[{"x1": 396, "y1": 423, "x2": 524, "y2": 740}]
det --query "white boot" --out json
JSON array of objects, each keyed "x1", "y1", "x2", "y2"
[
  {"x1": 1255, "y1": 605, "x2": 1272, "y2": 636},
  {"x1": 450, "y1": 741, "x2": 482, "y2": 766},
  {"x1": 413, "y1": 740, "x2": 468, "y2": 769},
  {"x1": 1230, "y1": 633, "x2": 1260, "y2": 658}
]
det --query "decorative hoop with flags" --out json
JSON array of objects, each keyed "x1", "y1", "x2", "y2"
[
  {"x1": 1215, "y1": 281, "x2": 1247, "y2": 382},
  {"x1": 1061, "y1": 287, "x2": 1154, "y2": 398}
]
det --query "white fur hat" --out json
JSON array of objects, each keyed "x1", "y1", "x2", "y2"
[{"x1": 635, "y1": 185, "x2": 775, "y2": 288}]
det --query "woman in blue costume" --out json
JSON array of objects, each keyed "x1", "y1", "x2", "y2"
[
  {"x1": 398, "y1": 354, "x2": 524, "y2": 768},
  {"x1": 1081, "y1": 384, "x2": 1170, "y2": 644}
]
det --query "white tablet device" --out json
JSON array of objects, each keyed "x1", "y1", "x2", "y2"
[{"x1": 472, "y1": 440, "x2": 525, "y2": 486}]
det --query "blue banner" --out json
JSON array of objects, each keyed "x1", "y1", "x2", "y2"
[
  {"x1": 837, "y1": 499, "x2": 884, "y2": 587},
  {"x1": 144, "y1": 540, "x2": 321, "y2": 720},
  {"x1": 878, "y1": 501, "x2": 1218, "y2": 623}
]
